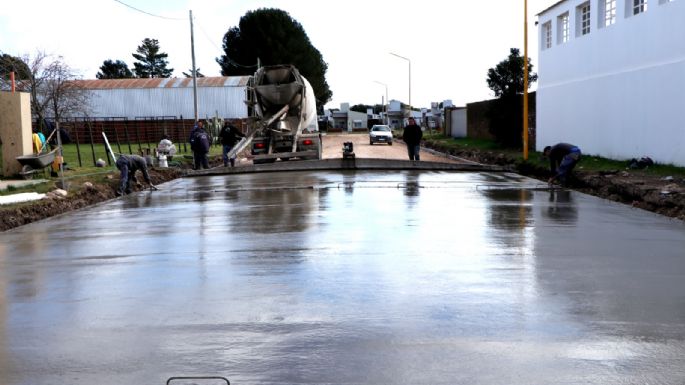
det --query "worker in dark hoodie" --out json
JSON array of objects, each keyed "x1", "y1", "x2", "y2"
[
  {"x1": 543, "y1": 142, "x2": 582, "y2": 186},
  {"x1": 115, "y1": 154, "x2": 157, "y2": 196}
]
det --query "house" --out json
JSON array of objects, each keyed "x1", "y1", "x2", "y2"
[
  {"x1": 536, "y1": 0, "x2": 685, "y2": 165},
  {"x1": 71, "y1": 76, "x2": 251, "y2": 120},
  {"x1": 328, "y1": 103, "x2": 368, "y2": 132}
]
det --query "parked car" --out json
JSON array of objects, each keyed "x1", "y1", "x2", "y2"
[{"x1": 369, "y1": 125, "x2": 393, "y2": 145}]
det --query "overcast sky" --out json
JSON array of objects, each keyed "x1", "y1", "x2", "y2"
[{"x1": 1, "y1": 0, "x2": 555, "y2": 110}]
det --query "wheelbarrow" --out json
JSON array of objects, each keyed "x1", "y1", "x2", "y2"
[{"x1": 15, "y1": 148, "x2": 58, "y2": 180}]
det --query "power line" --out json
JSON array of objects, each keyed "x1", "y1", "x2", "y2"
[
  {"x1": 193, "y1": 16, "x2": 257, "y2": 69},
  {"x1": 195, "y1": 23, "x2": 222, "y2": 52},
  {"x1": 226, "y1": 57, "x2": 258, "y2": 69},
  {"x1": 113, "y1": 0, "x2": 184, "y2": 21}
]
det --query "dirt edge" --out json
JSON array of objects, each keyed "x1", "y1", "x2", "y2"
[{"x1": 425, "y1": 141, "x2": 685, "y2": 222}]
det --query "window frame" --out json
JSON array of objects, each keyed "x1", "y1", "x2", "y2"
[
  {"x1": 579, "y1": 2, "x2": 591, "y2": 36},
  {"x1": 603, "y1": 0, "x2": 616, "y2": 27},
  {"x1": 543, "y1": 21, "x2": 553, "y2": 49},
  {"x1": 557, "y1": 12, "x2": 570, "y2": 44},
  {"x1": 633, "y1": 0, "x2": 648, "y2": 15}
]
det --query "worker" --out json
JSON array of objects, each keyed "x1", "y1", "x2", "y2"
[
  {"x1": 189, "y1": 120, "x2": 211, "y2": 170},
  {"x1": 115, "y1": 154, "x2": 157, "y2": 196},
  {"x1": 218, "y1": 122, "x2": 245, "y2": 167},
  {"x1": 543, "y1": 143, "x2": 582, "y2": 186},
  {"x1": 157, "y1": 134, "x2": 177, "y2": 159},
  {"x1": 402, "y1": 117, "x2": 423, "y2": 161}
]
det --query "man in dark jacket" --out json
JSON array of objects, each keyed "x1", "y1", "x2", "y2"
[
  {"x1": 402, "y1": 117, "x2": 423, "y2": 161},
  {"x1": 543, "y1": 143, "x2": 582, "y2": 186},
  {"x1": 116, "y1": 154, "x2": 157, "y2": 196},
  {"x1": 189, "y1": 120, "x2": 211, "y2": 169},
  {"x1": 219, "y1": 122, "x2": 246, "y2": 167}
]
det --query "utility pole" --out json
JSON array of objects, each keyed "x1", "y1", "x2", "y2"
[
  {"x1": 374, "y1": 81, "x2": 389, "y2": 125},
  {"x1": 523, "y1": 0, "x2": 529, "y2": 160},
  {"x1": 190, "y1": 10, "x2": 199, "y2": 122}
]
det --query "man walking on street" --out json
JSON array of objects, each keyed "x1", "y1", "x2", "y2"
[{"x1": 402, "y1": 117, "x2": 423, "y2": 161}]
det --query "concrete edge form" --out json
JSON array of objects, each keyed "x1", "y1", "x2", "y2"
[{"x1": 184, "y1": 158, "x2": 511, "y2": 177}]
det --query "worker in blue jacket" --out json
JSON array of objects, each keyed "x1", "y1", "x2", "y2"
[{"x1": 189, "y1": 120, "x2": 211, "y2": 169}]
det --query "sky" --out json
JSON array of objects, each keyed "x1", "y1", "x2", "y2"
[{"x1": 0, "y1": 0, "x2": 556, "y2": 111}]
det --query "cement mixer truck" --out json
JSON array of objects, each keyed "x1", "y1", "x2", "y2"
[{"x1": 227, "y1": 64, "x2": 322, "y2": 164}]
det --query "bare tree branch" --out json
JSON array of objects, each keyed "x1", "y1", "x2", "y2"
[{"x1": 11, "y1": 51, "x2": 91, "y2": 130}]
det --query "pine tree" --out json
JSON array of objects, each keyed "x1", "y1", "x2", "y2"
[
  {"x1": 132, "y1": 38, "x2": 173, "y2": 78},
  {"x1": 96, "y1": 59, "x2": 134, "y2": 79}
]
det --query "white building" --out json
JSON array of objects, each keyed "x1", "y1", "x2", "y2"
[
  {"x1": 72, "y1": 76, "x2": 250, "y2": 120},
  {"x1": 327, "y1": 103, "x2": 369, "y2": 131},
  {"x1": 536, "y1": 0, "x2": 685, "y2": 165}
]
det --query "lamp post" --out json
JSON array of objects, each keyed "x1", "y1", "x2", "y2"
[
  {"x1": 189, "y1": 10, "x2": 199, "y2": 122},
  {"x1": 389, "y1": 52, "x2": 411, "y2": 116},
  {"x1": 523, "y1": 0, "x2": 529, "y2": 160},
  {"x1": 373, "y1": 81, "x2": 388, "y2": 125}
]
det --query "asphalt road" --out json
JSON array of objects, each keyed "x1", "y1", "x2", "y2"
[{"x1": 2, "y1": 170, "x2": 685, "y2": 385}]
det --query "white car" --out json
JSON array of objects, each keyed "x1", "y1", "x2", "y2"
[{"x1": 369, "y1": 125, "x2": 393, "y2": 145}]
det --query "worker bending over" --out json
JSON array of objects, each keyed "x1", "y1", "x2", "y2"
[
  {"x1": 116, "y1": 154, "x2": 157, "y2": 196},
  {"x1": 543, "y1": 143, "x2": 582, "y2": 186}
]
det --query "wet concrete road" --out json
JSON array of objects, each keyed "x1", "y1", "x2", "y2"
[{"x1": 2, "y1": 170, "x2": 685, "y2": 385}]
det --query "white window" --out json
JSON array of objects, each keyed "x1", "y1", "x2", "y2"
[
  {"x1": 557, "y1": 13, "x2": 570, "y2": 44},
  {"x1": 577, "y1": 2, "x2": 591, "y2": 36},
  {"x1": 604, "y1": 0, "x2": 616, "y2": 26},
  {"x1": 543, "y1": 21, "x2": 552, "y2": 49},
  {"x1": 633, "y1": 0, "x2": 647, "y2": 14}
]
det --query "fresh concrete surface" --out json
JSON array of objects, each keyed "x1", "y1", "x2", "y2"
[{"x1": 1, "y1": 170, "x2": 685, "y2": 385}]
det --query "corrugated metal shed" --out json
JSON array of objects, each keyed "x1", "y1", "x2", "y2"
[{"x1": 72, "y1": 76, "x2": 250, "y2": 119}]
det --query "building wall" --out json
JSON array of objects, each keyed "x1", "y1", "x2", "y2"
[
  {"x1": 85, "y1": 86, "x2": 247, "y2": 120},
  {"x1": 446, "y1": 107, "x2": 467, "y2": 138},
  {"x1": 347, "y1": 110, "x2": 368, "y2": 131},
  {"x1": 0, "y1": 92, "x2": 32, "y2": 176},
  {"x1": 537, "y1": 0, "x2": 685, "y2": 165},
  {"x1": 466, "y1": 99, "x2": 495, "y2": 140}
]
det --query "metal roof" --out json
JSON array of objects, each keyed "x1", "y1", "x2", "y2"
[{"x1": 72, "y1": 76, "x2": 250, "y2": 90}]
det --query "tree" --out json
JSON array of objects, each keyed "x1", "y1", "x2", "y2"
[
  {"x1": 183, "y1": 68, "x2": 205, "y2": 78},
  {"x1": 5, "y1": 52, "x2": 90, "y2": 133},
  {"x1": 132, "y1": 38, "x2": 173, "y2": 78},
  {"x1": 485, "y1": 48, "x2": 537, "y2": 147},
  {"x1": 0, "y1": 53, "x2": 32, "y2": 80},
  {"x1": 486, "y1": 48, "x2": 537, "y2": 98},
  {"x1": 96, "y1": 59, "x2": 134, "y2": 79},
  {"x1": 216, "y1": 8, "x2": 332, "y2": 107},
  {"x1": 44, "y1": 60, "x2": 90, "y2": 122},
  {"x1": 350, "y1": 104, "x2": 371, "y2": 114}
]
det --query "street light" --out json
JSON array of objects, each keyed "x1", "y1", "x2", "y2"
[
  {"x1": 389, "y1": 52, "x2": 411, "y2": 115},
  {"x1": 523, "y1": 0, "x2": 529, "y2": 160},
  {"x1": 373, "y1": 80, "x2": 388, "y2": 125}
]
